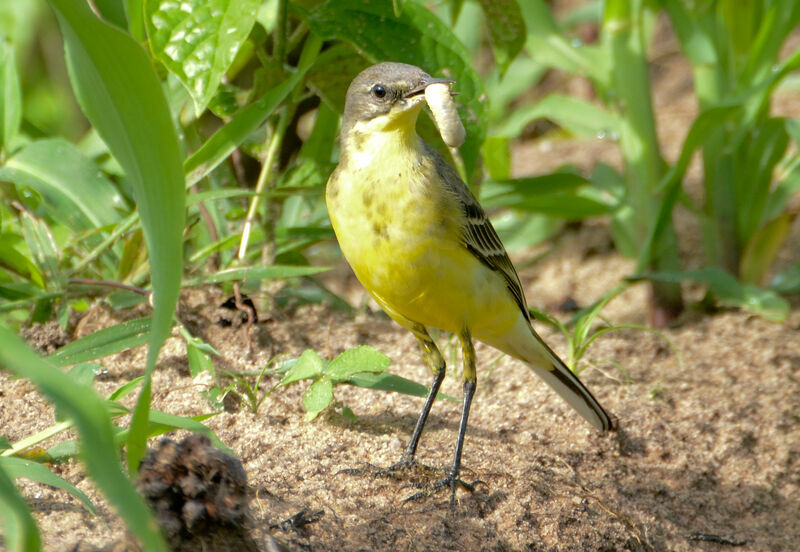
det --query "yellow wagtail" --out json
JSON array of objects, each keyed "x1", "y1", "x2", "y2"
[{"x1": 326, "y1": 62, "x2": 616, "y2": 507}]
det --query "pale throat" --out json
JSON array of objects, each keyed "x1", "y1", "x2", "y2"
[{"x1": 345, "y1": 110, "x2": 424, "y2": 172}]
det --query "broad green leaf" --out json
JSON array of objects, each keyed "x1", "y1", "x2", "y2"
[
  {"x1": 0, "y1": 456, "x2": 96, "y2": 514},
  {"x1": 494, "y1": 93, "x2": 617, "y2": 138},
  {"x1": 0, "y1": 462, "x2": 41, "y2": 552},
  {"x1": 144, "y1": 0, "x2": 261, "y2": 115},
  {"x1": 303, "y1": 377, "x2": 334, "y2": 420},
  {"x1": 739, "y1": 213, "x2": 793, "y2": 286},
  {"x1": 477, "y1": 0, "x2": 526, "y2": 76},
  {"x1": 481, "y1": 172, "x2": 590, "y2": 206},
  {"x1": 48, "y1": 0, "x2": 185, "y2": 476},
  {"x1": 280, "y1": 349, "x2": 325, "y2": 386},
  {"x1": 0, "y1": 326, "x2": 166, "y2": 550},
  {"x1": 480, "y1": 173, "x2": 614, "y2": 219},
  {"x1": 183, "y1": 265, "x2": 328, "y2": 286},
  {"x1": 0, "y1": 138, "x2": 124, "y2": 231},
  {"x1": 49, "y1": 317, "x2": 151, "y2": 367},
  {"x1": 348, "y1": 372, "x2": 459, "y2": 402},
  {"x1": 633, "y1": 268, "x2": 789, "y2": 322},
  {"x1": 308, "y1": 0, "x2": 488, "y2": 178},
  {"x1": 326, "y1": 345, "x2": 391, "y2": 382},
  {"x1": 306, "y1": 44, "x2": 367, "y2": 113},
  {"x1": 0, "y1": 40, "x2": 21, "y2": 152}
]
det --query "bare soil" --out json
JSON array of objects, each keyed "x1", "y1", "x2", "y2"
[{"x1": 4, "y1": 18, "x2": 800, "y2": 552}]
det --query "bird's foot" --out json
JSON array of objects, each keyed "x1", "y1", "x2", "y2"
[
  {"x1": 337, "y1": 457, "x2": 444, "y2": 480},
  {"x1": 401, "y1": 467, "x2": 484, "y2": 508}
]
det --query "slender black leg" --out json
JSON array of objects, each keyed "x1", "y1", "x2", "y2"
[
  {"x1": 403, "y1": 328, "x2": 482, "y2": 508},
  {"x1": 338, "y1": 324, "x2": 445, "y2": 477},
  {"x1": 402, "y1": 327, "x2": 446, "y2": 461}
]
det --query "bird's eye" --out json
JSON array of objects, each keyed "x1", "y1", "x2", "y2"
[{"x1": 371, "y1": 84, "x2": 387, "y2": 99}]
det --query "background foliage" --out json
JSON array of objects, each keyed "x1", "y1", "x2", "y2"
[{"x1": 1, "y1": 0, "x2": 798, "y2": 549}]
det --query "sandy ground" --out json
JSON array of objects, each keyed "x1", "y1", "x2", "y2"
[{"x1": 4, "y1": 16, "x2": 800, "y2": 552}]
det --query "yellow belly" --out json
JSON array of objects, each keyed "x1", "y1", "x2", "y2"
[{"x1": 326, "y1": 144, "x2": 519, "y2": 339}]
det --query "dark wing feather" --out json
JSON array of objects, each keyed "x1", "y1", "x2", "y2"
[{"x1": 426, "y1": 144, "x2": 530, "y2": 319}]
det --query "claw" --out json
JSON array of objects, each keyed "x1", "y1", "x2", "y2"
[{"x1": 401, "y1": 470, "x2": 484, "y2": 508}]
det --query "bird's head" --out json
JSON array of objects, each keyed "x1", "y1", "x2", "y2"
[{"x1": 341, "y1": 62, "x2": 452, "y2": 137}]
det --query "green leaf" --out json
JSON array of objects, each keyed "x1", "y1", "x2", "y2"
[
  {"x1": 480, "y1": 173, "x2": 614, "y2": 219},
  {"x1": 303, "y1": 377, "x2": 334, "y2": 420},
  {"x1": 633, "y1": 268, "x2": 789, "y2": 322},
  {"x1": 306, "y1": 44, "x2": 367, "y2": 113},
  {"x1": 144, "y1": 0, "x2": 261, "y2": 115},
  {"x1": 326, "y1": 345, "x2": 391, "y2": 382},
  {"x1": 0, "y1": 40, "x2": 21, "y2": 152},
  {"x1": 348, "y1": 372, "x2": 459, "y2": 402},
  {"x1": 280, "y1": 349, "x2": 325, "y2": 386},
  {"x1": 0, "y1": 240, "x2": 45, "y2": 288},
  {"x1": 494, "y1": 93, "x2": 617, "y2": 138},
  {"x1": 0, "y1": 461, "x2": 41, "y2": 552},
  {"x1": 49, "y1": 317, "x2": 151, "y2": 367},
  {"x1": 308, "y1": 0, "x2": 488, "y2": 178},
  {"x1": 48, "y1": 0, "x2": 185, "y2": 476},
  {"x1": 184, "y1": 63, "x2": 311, "y2": 186},
  {"x1": 0, "y1": 138, "x2": 125, "y2": 231},
  {"x1": 146, "y1": 410, "x2": 230, "y2": 454},
  {"x1": 481, "y1": 136, "x2": 510, "y2": 181},
  {"x1": 476, "y1": 0, "x2": 526, "y2": 76},
  {"x1": 20, "y1": 211, "x2": 64, "y2": 290},
  {"x1": 739, "y1": 213, "x2": 793, "y2": 286},
  {"x1": 637, "y1": 103, "x2": 741, "y2": 272},
  {"x1": 183, "y1": 265, "x2": 328, "y2": 286},
  {"x1": 187, "y1": 339, "x2": 214, "y2": 378},
  {"x1": 0, "y1": 456, "x2": 96, "y2": 514},
  {"x1": 0, "y1": 325, "x2": 166, "y2": 550}
]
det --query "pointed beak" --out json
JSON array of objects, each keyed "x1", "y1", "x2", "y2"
[{"x1": 403, "y1": 76, "x2": 454, "y2": 100}]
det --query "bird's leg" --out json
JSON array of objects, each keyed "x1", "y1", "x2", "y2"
[
  {"x1": 339, "y1": 325, "x2": 445, "y2": 478},
  {"x1": 403, "y1": 328, "x2": 483, "y2": 508}
]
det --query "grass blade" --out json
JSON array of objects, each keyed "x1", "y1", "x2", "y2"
[
  {"x1": 0, "y1": 462, "x2": 41, "y2": 552},
  {"x1": 0, "y1": 325, "x2": 166, "y2": 550},
  {"x1": 0, "y1": 456, "x2": 96, "y2": 514},
  {"x1": 48, "y1": 0, "x2": 185, "y2": 474},
  {"x1": 49, "y1": 317, "x2": 151, "y2": 367}
]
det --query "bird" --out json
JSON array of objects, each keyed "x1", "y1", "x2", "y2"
[{"x1": 326, "y1": 62, "x2": 616, "y2": 507}]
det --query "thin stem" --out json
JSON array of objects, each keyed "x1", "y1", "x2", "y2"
[{"x1": 237, "y1": 107, "x2": 292, "y2": 261}]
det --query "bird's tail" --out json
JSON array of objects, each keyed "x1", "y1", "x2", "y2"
[{"x1": 485, "y1": 315, "x2": 617, "y2": 432}]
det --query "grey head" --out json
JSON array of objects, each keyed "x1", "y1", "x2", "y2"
[{"x1": 342, "y1": 62, "x2": 450, "y2": 129}]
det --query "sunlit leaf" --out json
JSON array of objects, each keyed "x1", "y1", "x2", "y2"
[
  {"x1": 303, "y1": 377, "x2": 333, "y2": 420},
  {"x1": 326, "y1": 345, "x2": 390, "y2": 381},
  {"x1": 145, "y1": 0, "x2": 261, "y2": 115}
]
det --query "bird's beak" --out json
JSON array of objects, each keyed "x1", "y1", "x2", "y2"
[{"x1": 403, "y1": 76, "x2": 455, "y2": 100}]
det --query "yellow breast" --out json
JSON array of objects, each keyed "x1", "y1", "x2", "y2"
[{"x1": 326, "y1": 125, "x2": 518, "y2": 337}]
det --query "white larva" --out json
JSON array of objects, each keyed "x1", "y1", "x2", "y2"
[{"x1": 425, "y1": 82, "x2": 466, "y2": 148}]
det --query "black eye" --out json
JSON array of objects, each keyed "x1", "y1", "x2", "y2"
[{"x1": 371, "y1": 84, "x2": 387, "y2": 99}]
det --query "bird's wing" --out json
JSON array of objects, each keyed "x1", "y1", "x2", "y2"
[{"x1": 427, "y1": 145, "x2": 530, "y2": 319}]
